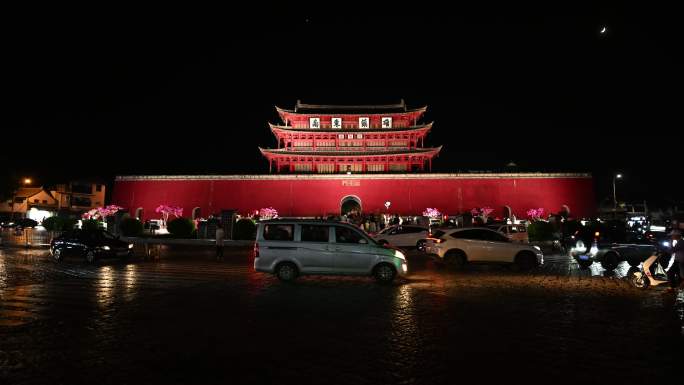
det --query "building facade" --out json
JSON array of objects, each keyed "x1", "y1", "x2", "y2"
[
  {"x1": 0, "y1": 182, "x2": 106, "y2": 222},
  {"x1": 261, "y1": 100, "x2": 441, "y2": 173},
  {"x1": 111, "y1": 101, "x2": 596, "y2": 220},
  {"x1": 113, "y1": 173, "x2": 596, "y2": 220}
]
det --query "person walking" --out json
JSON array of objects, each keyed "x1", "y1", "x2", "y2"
[{"x1": 215, "y1": 224, "x2": 225, "y2": 260}]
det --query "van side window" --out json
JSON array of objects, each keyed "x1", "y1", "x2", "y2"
[
  {"x1": 263, "y1": 224, "x2": 294, "y2": 241},
  {"x1": 301, "y1": 225, "x2": 329, "y2": 242},
  {"x1": 335, "y1": 226, "x2": 364, "y2": 244}
]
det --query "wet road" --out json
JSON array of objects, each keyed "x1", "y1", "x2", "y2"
[{"x1": 1, "y1": 246, "x2": 683, "y2": 385}]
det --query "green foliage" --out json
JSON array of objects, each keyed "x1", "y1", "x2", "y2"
[
  {"x1": 120, "y1": 217, "x2": 143, "y2": 237},
  {"x1": 41, "y1": 216, "x2": 62, "y2": 231},
  {"x1": 81, "y1": 219, "x2": 103, "y2": 233},
  {"x1": 167, "y1": 217, "x2": 196, "y2": 238},
  {"x1": 41, "y1": 216, "x2": 77, "y2": 231},
  {"x1": 234, "y1": 218, "x2": 256, "y2": 240},
  {"x1": 527, "y1": 221, "x2": 556, "y2": 242}
]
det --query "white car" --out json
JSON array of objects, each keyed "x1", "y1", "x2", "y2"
[
  {"x1": 372, "y1": 225, "x2": 429, "y2": 249},
  {"x1": 486, "y1": 224, "x2": 529, "y2": 243},
  {"x1": 425, "y1": 227, "x2": 543, "y2": 269},
  {"x1": 254, "y1": 220, "x2": 408, "y2": 283}
]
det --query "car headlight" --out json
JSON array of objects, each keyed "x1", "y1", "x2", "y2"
[
  {"x1": 662, "y1": 241, "x2": 671, "y2": 248},
  {"x1": 102, "y1": 246, "x2": 111, "y2": 251},
  {"x1": 533, "y1": 245, "x2": 541, "y2": 251},
  {"x1": 394, "y1": 250, "x2": 406, "y2": 260},
  {"x1": 128, "y1": 243, "x2": 134, "y2": 249}
]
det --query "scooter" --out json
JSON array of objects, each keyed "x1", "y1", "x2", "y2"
[{"x1": 630, "y1": 253, "x2": 669, "y2": 288}]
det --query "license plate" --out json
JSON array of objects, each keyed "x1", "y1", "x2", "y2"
[{"x1": 579, "y1": 255, "x2": 591, "y2": 261}]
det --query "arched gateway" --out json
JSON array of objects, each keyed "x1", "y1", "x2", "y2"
[{"x1": 340, "y1": 195, "x2": 362, "y2": 216}]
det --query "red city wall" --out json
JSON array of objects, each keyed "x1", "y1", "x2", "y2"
[{"x1": 112, "y1": 174, "x2": 596, "y2": 220}]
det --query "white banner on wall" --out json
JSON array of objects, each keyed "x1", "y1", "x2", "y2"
[
  {"x1": 381, "y1": 117, "x2": 392, "y2": 128},
  {"x1": 331, "y1": 117, "x2": 342, "y2": 129},
  {"x1": 309, "y1": 117, "x2": 320, "y2": 129},
  {"x1": 358, "y1": 117, "x2": 369, "y2": 129}
]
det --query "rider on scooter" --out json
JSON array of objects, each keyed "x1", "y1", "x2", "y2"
[{"x1": 664, "y1": 229, "x2": 684, "y2": 293}]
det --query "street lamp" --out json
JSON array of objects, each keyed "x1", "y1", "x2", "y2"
[
  {"x1": 23, "y1": 178, "x2": 32, "y2": 185},
  {"x1": 613, "y1": 173, "x2": 623, "y2": 209}
]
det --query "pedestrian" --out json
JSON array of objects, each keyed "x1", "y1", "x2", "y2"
[
  {"x1": 666, "y1": 229, "x2": 684, "y2": 293},
  {"x1": 215, "y1": 223, "x2": 225, "y2": 260}
]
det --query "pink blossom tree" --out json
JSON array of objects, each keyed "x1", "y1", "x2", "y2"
[
  {"x1": 470, "y1": 207, "x2": 494, "y2": 222},
  {"x1": 257, "y1": 207, "x2": 278, "y2": 220},
  {"x1": 81, "y1": 205, "x2": 123, "y2": 222},
  {"x1": 526, "y1": 208, "x2": 545, "y2": 220},
  {"x1": 423, "y1": 208, "x2": 442, "y2": 219},
  {"x1": 155, "y1": 205, "x2": 184, "y2": 227}
]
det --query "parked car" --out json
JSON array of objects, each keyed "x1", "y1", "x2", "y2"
[
  {"x1": 50, "y1": 229, "x2": 134, "y2": 263},
  {"x1": 425, "y1": 227, "x2": 543, "y2": 270},
  {"x1": 254, "y1": 219, "x2": 408, "y2": 283},
  {"x1": 372, "y1": 225, "x2": 429, "y2": 250},
  {"x1": 569, "y1": 226, "x2": 657, "y2": 269},
  {"x1": 486, "y1": 223, "x2": 529, "y2": 243},
  {"x1": 1, "y1": 218, "x2": 38, "y2": 229}
]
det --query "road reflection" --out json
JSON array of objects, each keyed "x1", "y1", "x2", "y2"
[
  {"x1": 97, "y1": 265, "x2": 116, "y2": 308},
  {"x1": 123, "y1": 264, "x2": 138, "y2": 302}
]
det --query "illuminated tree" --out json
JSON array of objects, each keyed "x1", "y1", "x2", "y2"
[{"x1": 155, "y1": 205, "x2": 184, "y2": 226}]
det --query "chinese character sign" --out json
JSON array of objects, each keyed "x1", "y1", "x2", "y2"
[
  {"x1": 309, "y1": 117, "x2": 320, "y2": 129},
  {"x1": 331, "y1": 117, "x2": 342, "y2": 129},
  {"x1": 382, "y1": 117, "x2": 392, "y2": 128},
  {"x1": 358, "y1": 117, "x2": 369, "y2": 129}
]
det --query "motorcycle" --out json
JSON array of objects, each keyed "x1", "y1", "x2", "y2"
[{"x1": 630, "y1": 253, "x2": 669, "y2": 288}]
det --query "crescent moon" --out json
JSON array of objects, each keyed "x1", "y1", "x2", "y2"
[{"x1": 600, "y1": 27, "x2": 606, "y2": 33}]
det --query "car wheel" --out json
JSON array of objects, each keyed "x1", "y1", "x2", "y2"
[
  {"x1": 515, "y1": 251, "x2": 537, "y2": 271},
  {"x1": 275, "y1": 262, "x2": 298, "y2": 282},
  {"x1": 416, "y1": 239, "x2": 426, "y2": 252},
  {"x1": 444, "y1": 250, "x2": 467, "y2": 269},
  {"x1": 53, "y1": 248, "x2": 64, "y2": 262},
  {"x1": 600, "y1": 252, "x2": 619, "y2": 271},
  {"x1": 373, "y1": 263, "x2": 396, "y2": 283},
  {"x1": 85, "y1": 250, "x2": 96, "y2": 264},
  {"x1": 578, "y1": 260, "x2": 593, "y2": 269}
]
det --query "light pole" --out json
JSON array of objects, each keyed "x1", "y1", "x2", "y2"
[{"x1": 613, "y1": 173, "x2": 622, "y2": 210}]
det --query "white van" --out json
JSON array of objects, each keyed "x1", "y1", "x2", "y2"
[
  {"x1": 487, "y1": 224, "x2": 529, "y2": 243},
  {"x1": 254, "y1": 220, "x2": 408, "y2": 283}
]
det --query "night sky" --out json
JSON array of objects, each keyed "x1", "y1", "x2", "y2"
[{"x1": 1, "y1": 4, "x2": 679, "y2": 207}]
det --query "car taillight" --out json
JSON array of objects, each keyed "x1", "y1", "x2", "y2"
[{"x1": 253, "y1": 242, "x2": 259, "y2": 258}]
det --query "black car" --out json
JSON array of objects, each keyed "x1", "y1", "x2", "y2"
[
  {"x1": 570, "y1": 221, "x2": 656, "y2": 270},
  {"x1": 50, "y1": 229, "x2": 134, "y2": 263}
]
